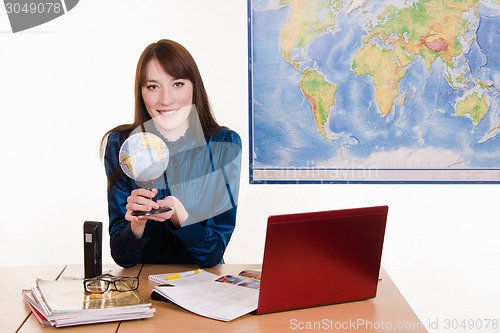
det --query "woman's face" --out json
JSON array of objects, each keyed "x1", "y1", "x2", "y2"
[{"x1": 141, "y1": 58, "x2": 193, "y2": 141}]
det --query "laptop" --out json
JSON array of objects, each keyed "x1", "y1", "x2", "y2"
[{"x1": 255, "y1": 205, "x2": 388, "y2": 314}]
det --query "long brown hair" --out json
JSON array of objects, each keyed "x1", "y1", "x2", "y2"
[{"x1": 100, "y1": 39, "x2": 220, "y2": 158}]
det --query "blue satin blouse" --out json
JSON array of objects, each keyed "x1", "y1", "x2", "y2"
[{"x1": 104, "y1": 127, "x2": 242, "y2": 268}]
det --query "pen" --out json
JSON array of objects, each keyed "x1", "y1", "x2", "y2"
[{"x1": 165, "y1": 269, "x2": 203, "y2": 281}]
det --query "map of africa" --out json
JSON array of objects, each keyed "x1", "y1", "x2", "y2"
[
  {"x1": 249, "y1": 0, "x2": 499, "y2": 183},
  {"x1": 119, "y1": 132, "x2": 169, "y2": 185}
]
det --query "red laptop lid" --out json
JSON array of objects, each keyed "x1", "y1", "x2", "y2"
[{"x1": 256, "y1": 205, "x2": 388, "y2": 314}]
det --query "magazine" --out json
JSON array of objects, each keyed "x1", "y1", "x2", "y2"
[
  {"x1": 151, "y1": 269, "x2": 261, "y2": 321},
  {"x1": 24, "y1": 278, "x2": 155, "y2": 327}
]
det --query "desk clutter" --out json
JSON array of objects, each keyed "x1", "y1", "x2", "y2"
[
  {"x1": 22, "y1": 273, "x2": 155, "y2": 328},
  {"x1": 22, "y1": 268, "x2": 263, "y2": 327}
]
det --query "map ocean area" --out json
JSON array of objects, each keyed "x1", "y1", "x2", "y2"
[{"x1": 250, "y1": 0, "x2": 500, "y2": 182}]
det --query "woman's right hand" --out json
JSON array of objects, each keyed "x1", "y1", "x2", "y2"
[{"x1": 125, "y1": 188, "x2": 160, "y2": 237}]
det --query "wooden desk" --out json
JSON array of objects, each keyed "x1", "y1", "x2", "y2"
[
  {"x1": 16, "y1": 264, "x2": 140, "y2": 333},
  {"x1": 9, "y1": 264, "x2": 427, "y2": 333},
  {"x1": 0, "y1": 265, "x2": 65, "y2": 333}
]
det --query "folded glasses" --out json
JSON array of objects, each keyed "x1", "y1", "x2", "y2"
[{"x1": 83, "y1": 273, "x2": 139, "y2": 294}]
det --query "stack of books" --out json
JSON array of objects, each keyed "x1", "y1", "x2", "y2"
[{"x1": 22, "y1": 278, "x2": 155, "y2": 327}]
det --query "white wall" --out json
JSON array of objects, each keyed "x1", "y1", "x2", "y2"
[{"x1": 1, "y1": 2, "x2": 499, "y2": 332}]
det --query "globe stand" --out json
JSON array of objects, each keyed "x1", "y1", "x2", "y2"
[
  {"x1": 119, "y1": 131, "x2": 171, "y2": 218},
  {"x1": 131, "y1": 180, "x2": 172, "y2": 217}
]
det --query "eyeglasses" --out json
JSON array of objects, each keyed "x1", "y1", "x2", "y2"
[{"x1": 83, "y1": 273, "x2": 139, "y2": 294}]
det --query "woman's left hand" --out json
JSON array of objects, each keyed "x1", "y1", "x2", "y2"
[{"x1": 149, "y1": 195, "x2": 188, "y2": 228}]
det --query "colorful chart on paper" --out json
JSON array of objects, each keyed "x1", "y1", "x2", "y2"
[{"x1": 249, "y1": 0, "x2": 500, "y2": 183}]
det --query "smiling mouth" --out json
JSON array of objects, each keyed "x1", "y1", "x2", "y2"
[{"x1": 158, "y1": 109, "x2": 177, "y2": 115}]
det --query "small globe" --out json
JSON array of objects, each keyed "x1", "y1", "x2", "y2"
[{"x1": 119, "y1": 132, "x2": 169, "y2": 184}]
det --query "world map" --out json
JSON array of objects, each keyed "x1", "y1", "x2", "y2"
[{"x1": 249, "y1": 0, "x2": 500, "y2": 183}]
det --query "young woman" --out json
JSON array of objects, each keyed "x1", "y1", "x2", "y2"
[{"x1": 101, "y1": 39, "x2": 242, "y2": 268}]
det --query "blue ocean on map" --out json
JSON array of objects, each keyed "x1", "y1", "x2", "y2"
[{"x1": 251, "y1": 1, "x2": 499, "y2": 179}]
